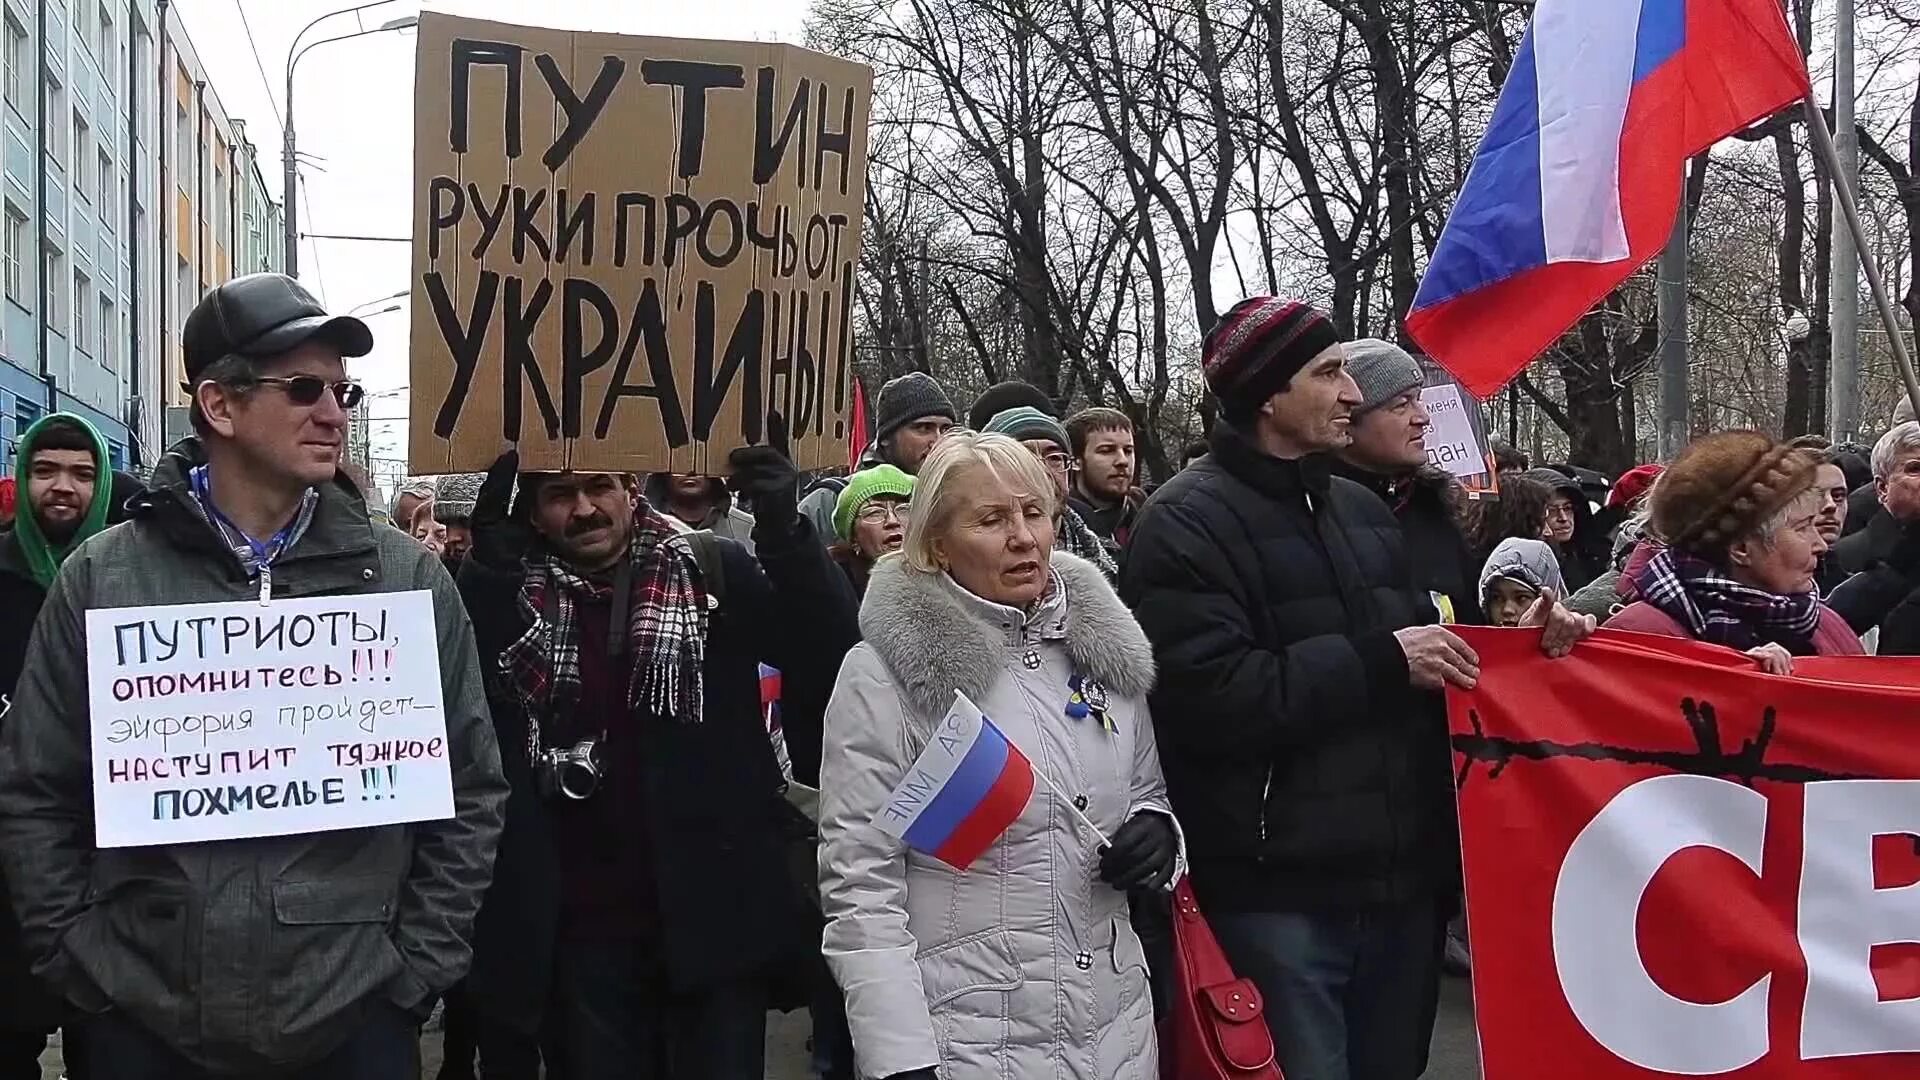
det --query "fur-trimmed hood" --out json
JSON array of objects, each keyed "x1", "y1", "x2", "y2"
[{"x1": 859, "y1": 549, "x2": 1155, "y2": 719}]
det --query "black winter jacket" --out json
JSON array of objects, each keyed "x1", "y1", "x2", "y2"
[
  {"x1": 1333, "y1": 462, "x2": 1482, "y2": 625},
  {"x1": 0, "y1": 535, "x2": 60, "y2": 1033},
  {"x1": 457, "y1": 515, "x2": 859, "y2": 1033},
  {"x1": 1522, "y1": 469, "x2": 1607, "y2": 590},
  {"x1": 1120, "y1": 425, "x2": 1455, "y2": 913},
  {"x1": 1829, "y1": 519, "x2": 1920, "y2": 653}
]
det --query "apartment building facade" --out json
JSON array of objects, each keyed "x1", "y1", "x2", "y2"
[{"x1": 0, "y1": 0, "x2": 281, "y2": 477}]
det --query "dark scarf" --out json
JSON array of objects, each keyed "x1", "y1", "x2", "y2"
[
  {"x1": 1628, "y1": 547, "x2": 1820, "y2": 654},
  {"x1": 501, "y1": 505, "x2": 712, "y2": 747},
  {"x1": 1056, "y1": 505, "x2": 1118, "y2": 580}
]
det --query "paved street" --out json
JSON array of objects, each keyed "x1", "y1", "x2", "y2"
[{"x1": 39, "y1": 974, "x2": 1479, "y2": 1078}]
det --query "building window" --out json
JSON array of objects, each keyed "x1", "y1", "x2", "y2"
[
  {"x1": 97, "y1": 147, "x2": 112, "y2": 221},
  {"x1": 174, "y1": 103, "x2": 189, "y2": 194},
  {"x1": 97, "y1": 5, "x2": 112, "y2": 73},
  {"x1": 46, "y1": 76, "x2": 65, "y2": 165},
  {"x1": 72, "y1": 111, "x2": 89, "y2": 201},
  {"x1": 98, "y1": 294, "x2": 113, "y2": 370},
  {"x1": 175, "y1": 255, "x2": 190, "y2": 329},
  {"x1": 74, "y1": 270, "x2": 90, "y2": 354},
  {"x1": 72, "y1": 0, "x2": 87, "y2": 39},
  {"x1": 2, "y1": 203, "x2": 22, "y2": 303},
  {"x1": 45, "y1": 245, "x2": 65, "y2": 329},
  {"x1": 3, "y1": 12, "x2": 25, "y2": 115}
]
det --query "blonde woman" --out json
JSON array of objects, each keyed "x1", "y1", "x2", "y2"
[{"x1": 819, "y1": 432, "x2": 1179, "y2": 1080}]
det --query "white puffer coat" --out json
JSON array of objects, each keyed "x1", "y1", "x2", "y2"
[{"x1": 820, "y1": 550, "x2": 1178, "y2": 1080}]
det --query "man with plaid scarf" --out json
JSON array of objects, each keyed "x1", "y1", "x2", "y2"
[{"x1": 453, "y1": 421, "x2": 860, "y2": 1080}]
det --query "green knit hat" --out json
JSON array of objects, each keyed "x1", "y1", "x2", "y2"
[{"x1": 833, "y1": 464, "x2": 915, "y2": 541}]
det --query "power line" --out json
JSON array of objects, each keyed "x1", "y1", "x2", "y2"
[
  {"x1": 298, "y1": 182, "x2": 328, "y2": 298},
  {"x1": 230, "y1": 0, "x2": 285, "y2": 128}
]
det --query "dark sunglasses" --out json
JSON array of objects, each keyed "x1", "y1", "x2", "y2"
[{"x1": 247, "y1": 376, "x2": 366, "y2": 409}]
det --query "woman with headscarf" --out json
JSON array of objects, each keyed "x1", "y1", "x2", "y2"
[
  {"x1": 820, "y1": 432, "x2": 1178, "y2": 1080},
  {"x1": 1607, "y1": 431, "x2": 1861, "y2": 672}
]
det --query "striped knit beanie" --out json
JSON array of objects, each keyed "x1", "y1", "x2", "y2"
[{"x1": 1203, "y1": 298, "x2": 1341, "y2": 418}]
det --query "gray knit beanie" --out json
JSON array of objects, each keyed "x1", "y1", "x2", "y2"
[
  {"x1": 874, "y1": 372, "x2": 958, "y2": 443},
  {"x1": 1344, "y1": 338, "x2": 1426, "y2": 416}
]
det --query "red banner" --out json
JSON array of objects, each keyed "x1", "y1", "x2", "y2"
[{"x1": 1448, "y1": 628, "x2": 1920, "y2": 1078}]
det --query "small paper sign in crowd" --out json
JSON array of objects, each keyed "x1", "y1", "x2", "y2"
[{"x1": 83, "y1": 592, "x2": 454, "y2": 848}]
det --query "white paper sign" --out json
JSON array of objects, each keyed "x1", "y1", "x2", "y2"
[
  {"x1": 84, "y1": 591, "x2": 454, "y2": 848},
  {"x1": 1421, "y1": 383, "x2": 1488, "y2": 480}
]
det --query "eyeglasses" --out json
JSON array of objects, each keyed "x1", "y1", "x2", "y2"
[
  {"x1": 856, "y1": 502, "x2": 911, "y2": 525},
  {"x1": 246, "y1": 376, "x2": 366, "y2": 409},
  {"x1": 1040, "y1": 452, "x2": 1072, "y2": 472}
]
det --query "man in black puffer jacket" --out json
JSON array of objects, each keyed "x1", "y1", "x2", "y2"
[
  {"x1": 1122, "y1": 300, "x2": 1471, "y2": 1080},
  {"x1": 1122, "y1": 300, "x2": 1587, "y2": 1080}
]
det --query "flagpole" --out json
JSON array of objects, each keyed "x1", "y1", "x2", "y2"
[
  {"x1": 1802, "y1": 92, "x2": 1920, "y2": 428},
  {"x1": 1830, "y1": 0, "x2": 1861, "y2": 441},
  {"x1": 1029, "y1": 764, "x2": 1112, "y2": 848}
]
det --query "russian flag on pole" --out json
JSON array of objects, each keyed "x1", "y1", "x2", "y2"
[
  {"x1": 1405, "y1": 0, "x2": 1809, "y2": 399},
  {"x1": 873, "y1": 691, "x2": 1036, "y2": 870}
]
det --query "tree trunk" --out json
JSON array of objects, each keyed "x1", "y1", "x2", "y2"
[{"x1": 1777, "y1": 127, "x2": 1815, "y2": 435}]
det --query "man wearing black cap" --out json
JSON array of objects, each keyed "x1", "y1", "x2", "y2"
[
  {"x1": 799, "y1": 372, "x2": 957, "y2": 541},
  {"x1": 0, "y1": 273, "x2": 507, "y2": 1078},
  {"x1": 1122, "y1": 298, "x2": 1587, "y2": 1080}
]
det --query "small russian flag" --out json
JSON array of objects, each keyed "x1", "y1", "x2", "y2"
[
  {"x1": 759, "y1": 663, "x2": 783, "y2": 734},
  {"x1": 873, "y1": 692, "x2": 1036, "y2": 870}
]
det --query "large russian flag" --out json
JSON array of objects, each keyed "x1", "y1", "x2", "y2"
[
  {"x1": 1406, "y1": 0, "x2": 1809, "y2": 399},
  {"x1": 873, "y1": 692, "x2": 1035, "y2": 870}
]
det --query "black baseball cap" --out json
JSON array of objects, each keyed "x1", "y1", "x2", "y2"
[{"x1": 181, "y1": 273, "x2": 375, "y2": 386}]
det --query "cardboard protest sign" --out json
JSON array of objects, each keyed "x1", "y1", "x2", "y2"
[
  {"x1": 1448, "y1": 629, "x2": 1920, "y2": 1078},
  {"x1": 84, "y1": 592, "x2": 453, "y2": 847},
  {"x1": 409, "y1": 13, "x2": 873, "y2": 475},
  {"x1": 1419, "y1": 363, "x2": 1496, "y2": 497}
]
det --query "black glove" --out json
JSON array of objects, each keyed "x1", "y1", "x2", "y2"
[
  {"x1": 468, "y1": 450, "x2": 534, "y2": 570},
  {"x1": 729, "y1": 412, "x2": 801, "y2": 538},
  {"x1": 884, "y1": 1071, "x2": 938, "y2": 1080},
  {"x1": 1098, "y1": 812, "x2": 1177, "y2": 892}
]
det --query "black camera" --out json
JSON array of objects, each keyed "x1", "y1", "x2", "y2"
[{"x1": 535, "y1": 738, "x2": 604, "y2": 800}]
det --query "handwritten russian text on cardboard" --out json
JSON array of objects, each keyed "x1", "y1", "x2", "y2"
[{"x1": 410, "y1": 13, "x2": 874, "y2": 474}]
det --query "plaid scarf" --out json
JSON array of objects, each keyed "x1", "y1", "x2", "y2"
[
  {"x1": 501, "y1": 506, "x2": 711, "y2": 742},
  {"x1": 1628, "y1": 547, "x2": 1820, "y2": 654},
  {"x1": 1056, "y1": 505, "x2": 1118, "y2": 579}
]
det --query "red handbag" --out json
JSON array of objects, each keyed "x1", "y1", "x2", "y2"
[{"x1": 1159, "y1": 877, "x2": 1284, "y2": 1080}]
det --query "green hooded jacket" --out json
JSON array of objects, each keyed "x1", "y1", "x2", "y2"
[{"x1": 9, "y1": 412, "x2": 112, "y2": 587}]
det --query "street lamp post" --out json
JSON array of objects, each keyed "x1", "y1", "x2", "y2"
[
  {"x1": 283, "y1": 5, "x2": 418, "y2": 279},
  {"x1": 347, "y1": 289, "x2": 409, "y2": 316}
]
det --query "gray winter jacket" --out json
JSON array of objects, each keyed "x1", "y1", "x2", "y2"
[
  {"x1": 0, "y1": 441, "x2": 506, "y2": 1073},
  {"x1": 820, "y1": 551, "x2": 1178, "y2": 1080}
]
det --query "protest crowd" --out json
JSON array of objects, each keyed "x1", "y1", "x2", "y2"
[
  {"x1": 5, "y1": 263, "x2": 1907, "y2": 1080},
  {"x1": 0, "y1": 2, "x2": 1914, "y2": 1076}
]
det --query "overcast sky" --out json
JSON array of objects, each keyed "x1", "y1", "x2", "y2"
[{"x1": 171, "y1": 0, "x2": 812, "y2": 468}]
